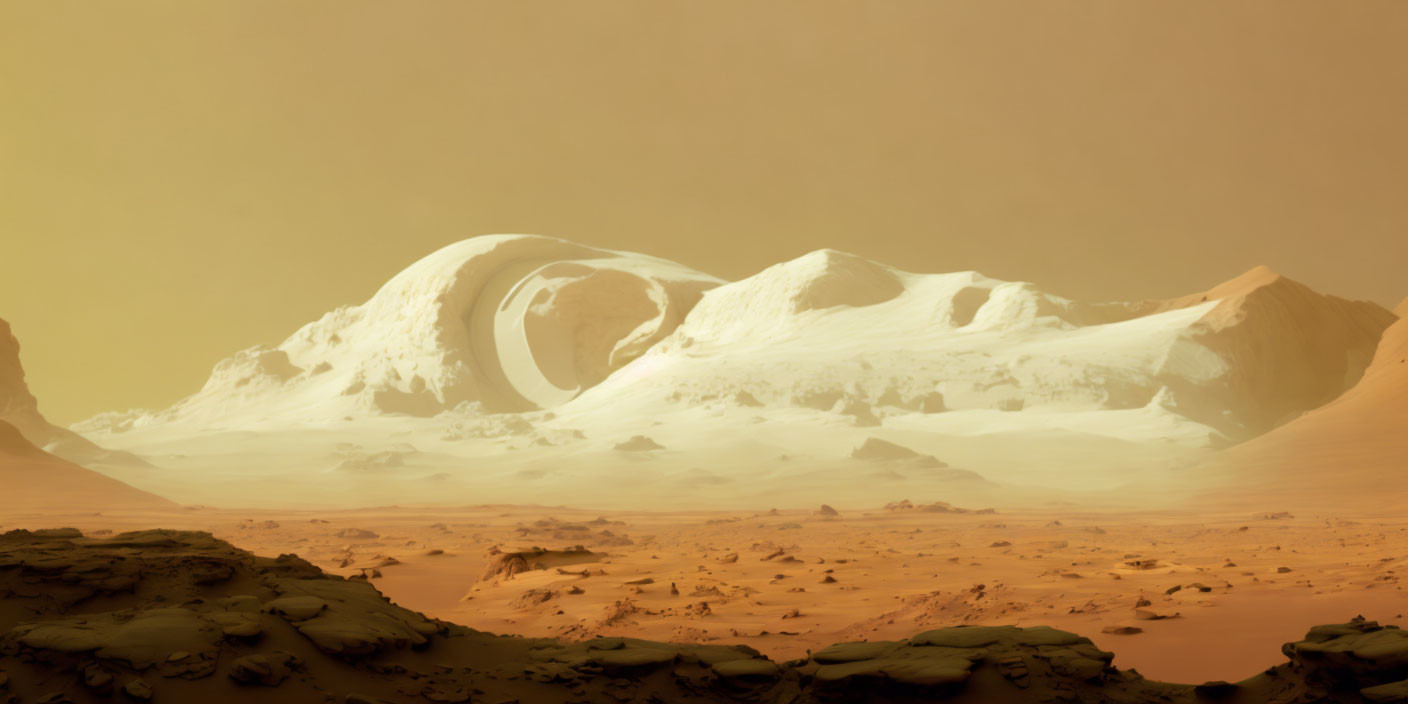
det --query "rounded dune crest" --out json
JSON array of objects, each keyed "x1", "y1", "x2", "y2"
[{"x1": 666, "y1": 249, "x2": 905, "y2": 347}]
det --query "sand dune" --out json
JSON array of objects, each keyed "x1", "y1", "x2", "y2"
[
  {"x1": 1146, "y1": 265, "x2": 1397, "y2": 437},
  {"x1": 1185, "y1": 301, "x2": 1407, "y2": 508},
  {"x1": 0, "y1": 420, "x2": 174, "y2": 513},
  {"x1": 65, "y1": 236, "x2": 1395, "y2": 508}
]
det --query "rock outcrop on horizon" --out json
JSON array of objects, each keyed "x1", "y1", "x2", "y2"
[{"x1": 1, "y1": 528, "x2": 1404, "y2": 703}]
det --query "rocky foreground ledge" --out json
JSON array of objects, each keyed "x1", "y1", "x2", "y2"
[{"x1": 0, "y1": 529, "x2": 1403, "y2": 703}]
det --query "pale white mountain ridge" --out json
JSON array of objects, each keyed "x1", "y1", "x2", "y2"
[{"x1": 71, "y1": 235, "x2": 1395, "y2": 509}]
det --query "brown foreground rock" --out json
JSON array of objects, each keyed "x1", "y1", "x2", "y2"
[{"x1": 0, "y1": 528, "x2": 1401, "y2": 703}]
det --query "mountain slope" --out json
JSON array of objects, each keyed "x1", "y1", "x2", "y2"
[
  {"x1": 572, "y1": 258, "x2": 1391, "y2": 444},
  {"x1": 0, "y1": 419, "x2": 174, "y2": 512},
  {"x1": 1146, "y1": 266, "x2": 1397, "y2": 437},
  {"x1": 1184, "y1": 298, "x2": 1407, "y2": 508},
  {"x1": 68, "y1": 237, "x2": 1395, "y2": 507},
  {"x1": 78, "y1": 235, "x2": 721, "y2": 432}
]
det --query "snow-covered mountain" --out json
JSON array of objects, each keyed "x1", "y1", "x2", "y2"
[
  {"x1": 79, "y1": 235, "x2": 721, "y2": 430},
  {"x1": 71, "y1": 235, "x2": 1396, "y2": 509},
  {"x1": 569, "y1": 256, "x2": 1388, "y2": 443}
]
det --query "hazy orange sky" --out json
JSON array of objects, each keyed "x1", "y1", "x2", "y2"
[{"x1": 2, "y1": 1, "x2": 1405, "y2": 424}]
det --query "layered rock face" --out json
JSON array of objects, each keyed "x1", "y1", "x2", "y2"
[{"x1": 0, "y1": 529, "x2": 1403, "y2": 703}]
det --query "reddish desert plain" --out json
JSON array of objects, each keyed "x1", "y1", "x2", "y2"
[{"x1": 7, "y1": 500, "x2": 1407, "y2": 686}]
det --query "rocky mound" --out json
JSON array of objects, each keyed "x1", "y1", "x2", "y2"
[
  {"x1": 1, "y1": 529, "x2": 1404, "y2": 703},
  {"x1": 851, "y1": 437, "x2": 946, "y2": 466},
  {"x1": 883, "y1": 498, "x2": 994, "y2": 514},
  {"x1": 480, "y1": 545, "x2": 604, "y2": 581}
]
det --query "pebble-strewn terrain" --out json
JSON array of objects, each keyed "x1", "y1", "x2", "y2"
[
  {"x1": 7, "y1": 503, "x2": 1406, "y2": 686},
  {"x1": 5, "y1": 527, "x2": 1408, "y2": 704}
]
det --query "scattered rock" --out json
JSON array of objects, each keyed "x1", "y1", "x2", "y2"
[
  {"x1": 1101, "y1": 626, "x2": 1144, "y2": 636},
  {"x1": 481, "y1": 546, "x2": 601, "y2": 581},
  {"x1": 614, "y1": 435, "x2": 665, "y2": 452},
  {"x1": 0, "y1": 529, "x2": 1402, "y2": 704},
  {"x1": 850, "y1": 438, "x2": 944, "y2": 467},
  {"x1": 121, "y1": 679, "x2": 152, "y2": 700},
  {"x1": 1133, "y1": 610, "x2": 1180, "y2": 621},
  {"x1": 228, "y1": 652, "x2": 301, "y2": 686}
]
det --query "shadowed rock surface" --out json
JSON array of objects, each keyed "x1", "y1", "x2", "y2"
[{"x1": 0, "y1": 529, "x2": 1400, "y2": 703}]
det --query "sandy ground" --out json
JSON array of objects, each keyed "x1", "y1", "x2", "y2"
[{"x1": 5, "y1": 503, "x2": 1404, "y2": 686}]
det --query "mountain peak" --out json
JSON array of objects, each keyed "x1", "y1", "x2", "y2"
[
  {"x1": 773, "y1": 249, "x2": 906, "y2": 312},
  {"x1": 80, "y1": 235, "x2": 723, "y2": 422},
  {"x1": 1202, "y1": 265, "x2": 1288, "y2": 299}
]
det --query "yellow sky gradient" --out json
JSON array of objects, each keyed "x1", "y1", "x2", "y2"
[{"x1": 2, "y1": 1, "x2": 1405, "y2": 424}]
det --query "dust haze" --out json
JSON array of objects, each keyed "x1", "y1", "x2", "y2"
[{"x1": 2, "y1": 3, "x2": 1407, "y2": 704}]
